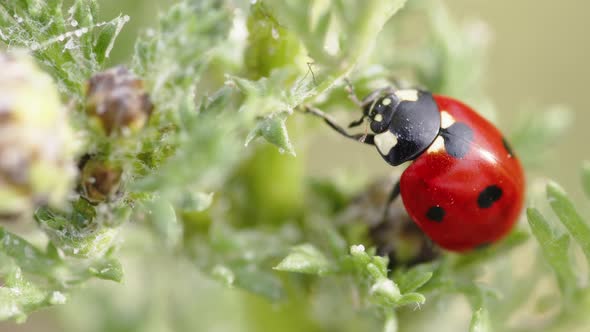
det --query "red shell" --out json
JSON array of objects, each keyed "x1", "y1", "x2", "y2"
[{"x1": 400, "y1": 95, "x2": 525, "y2": 251}]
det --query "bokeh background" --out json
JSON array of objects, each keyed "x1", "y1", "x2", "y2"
[{"x1": 3, "y1": 0, "x2": 588, "y2": 331}]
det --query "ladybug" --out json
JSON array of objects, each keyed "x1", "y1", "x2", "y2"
[{"x1": 306, "y1": 87, "x2": 525, "y2": 252}]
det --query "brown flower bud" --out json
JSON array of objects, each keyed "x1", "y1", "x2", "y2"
[
  {"x1": 86, "y1": 66, "x2": 153, "y2": 135},
  {"x1": 80, "y1": 158, "x2": 123, "y2": 203}
]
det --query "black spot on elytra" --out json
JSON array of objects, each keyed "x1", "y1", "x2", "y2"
[
  {"x1": 440, "y1": 122, "x2": 474, "y2": 159},
  {"x1": 477, "y1": 185, "x2": 503, "y2": 208},
  {"x1": 502, "y1": 137, "x2": 514, "y2": 157},
  {"x1": 426, "y1": 206, "x2": 445, "y2": 222}
]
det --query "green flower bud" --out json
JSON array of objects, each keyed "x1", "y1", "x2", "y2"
[
  {"x1": 0, "y1": 52, "x2": 77, "y2": 216},
  {"x1": 85, "y1": 66, "x2": 153, "y2": 136}
]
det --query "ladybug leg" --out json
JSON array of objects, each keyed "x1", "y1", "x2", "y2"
[
  {"x1": 304, "y1": 105, "x2": 375, "y2": 145},
  {"x1": 380, "y1": 180, "x2": 400, "y2": 224},
  {"x1": 368, "y1": 179, "x2": 401, "y2": 256},
  {"x1": 381, "y1": 180, "x2": 401, "y2": 222}
]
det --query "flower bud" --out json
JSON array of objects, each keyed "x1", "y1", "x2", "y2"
[
  {"x1": 85, "y1": 66, "x2": 153, "y2": 135},
  {"x1": 80, "y1": 158, "x2": 123, "y2": 203},
  {"x1": 0, "y1": 52, "x2": 77, "y2": 215}
]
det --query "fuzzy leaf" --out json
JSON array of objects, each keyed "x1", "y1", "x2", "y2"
[
  {"x1": 394, "y1": 264, "x2": 434, "y2": 294},
  {"x1": 143, "y1": 198, "x2": 182, "y2": 248},
  {"x1": 232, "y1": 266, "x2": 284, "y2": 301},
  {"x1": 245, "y1": 2, "x2": 304, "y2": 78},
  {"x1": 246, "y1": 112, "x2": 296, "y2": 156},
  {"x1": 132, "y1": 92, "x2": 245, "y2": 196},
  {"x1": 267, "y1": 0, "x2": 408, "y2": 68},
  {"x1": 510, "y1": 106, "x2": 572, "y2": 168},
  {"x1": 396, "y1": 292, "x2": 426, "y2": 307},
  {"x1": 35, "y1": 207, "x2": 118, "y2": 259},
  {"x1": 527, "y1": 208, "x2": 577, "y2": 294},
  {"x1": 211, "y1": 265, "x2": 235, "y2": 287},
  {"x1": 546, "y1": 182, "x2": 590, "y2": 263},
  {"x1": 0, "y1": 268, "x2": 49, "y2": 322},
  {"x1": 0, "y1": 227, "x2": 56, "y2": 275},
  {"x1": 93, "y1": 15, "x2": 129, "y2": 64},
  {"x1": 452, "y1": 229, "x2": 529, "y2": 270},
  {"x1": 0, "y1": 228, "x2": 123, "y2": 285},
  {"x1": 274, "y1": 244, "x2": 331, "y2": 275},
  {"x1": 181, "y1": 192, "x2": 214, "y2": 213},
  {"x1": 87, "y1": 257, "x2": 124, "y2": 283},
  {"x1": 0, "y1": 0, "x2": 128, "y2": 96}
]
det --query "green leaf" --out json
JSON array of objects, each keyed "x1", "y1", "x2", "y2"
[
  {"x1": 132, "y1": 0, "x2": 232, "y2": 87},
  {"x1": 88, "y1": 258, "x2": 123, "y2": 282},
  {"x1": 527, "y1": 208, "x2": 577, "y2": 294},
  {"x1": 469, "y1": 308, "x2": 491, "y2": 332},
  {"x1": 394, "y1": 264, "x2": 434, "y2": 293},
  {"x1": 582, "y1": 161, "x2": 590, "y2": 200},
  {"x1": 0, "y1": 228, "x2": 123, "y2": 285},
  {"x1": 211, "y1": 265, "x2": 235, "y2": 287},
  {"x1": 274, "y1": 244, "x2": 332, "y2": 275},
  {"x1": 396, "y1": 292, "x2": 426, "y2": 307},
  {"x1": 232, "y1": 265, "x2": 284, "y2": 301},
  {"x1": 132, "y1": 96, "x2": 245, "y2": 196},
  {"x1": 181, "y1": 192, "x2": 214, "y2": 213},
  {"x1": 143, "y1": 198, "x2": 182, "y2": 248},
  {"x1": 510, "y1": 106, "x2": 572, "y2": 168},
  {"x1": 0, "y1": 268, "x2": 50, "y2": 322},
  {"x1": 0, "y1": 227, "x2": 56, "y2": 275},
  {"x1": 0, "y1": 0, "x2": 129, "y2": 97},
  {"x1": 452, "y1": 229, "x2": 529, "y2": 270},
  {"x1": 546, "y1": 182, "x2": 590, "y2": 264},
  {"x1": 245, "y1": 2, "x2": 304, "y2": 78},
  {"x1": 246, "y1": 111, "x2": 296, "y2": 156},
  {"x1": 93, "y1": 15, "x2": 129, "y2": 64},
  {"x1": 35, "y1": 206, "x2": 119, "y2": 258}
]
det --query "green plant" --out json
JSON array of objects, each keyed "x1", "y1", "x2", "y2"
[{"x1": 0, "y1": 0, "x2": 584, "y2": 331}]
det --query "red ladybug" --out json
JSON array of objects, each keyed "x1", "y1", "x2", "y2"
[{"x1": 306, "y1": 87, "x2": 524, "y2": 252}]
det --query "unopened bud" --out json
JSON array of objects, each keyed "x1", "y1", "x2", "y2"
[
  {"x1": 80, "y1": 158, "x2": 122, "y2": 203},
  {"x1": 86, "y1": 66, "x2": 153, "y2": 135}
]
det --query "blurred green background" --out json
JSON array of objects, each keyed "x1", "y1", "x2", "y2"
[
  {"x1": 85, "y1": 0, "x2": 590, "y2": 196},
  {"x1": 3, "y1": 0, "x2": 588, "y2": 331}
]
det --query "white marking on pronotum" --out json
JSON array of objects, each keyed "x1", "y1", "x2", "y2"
[
  {"x1": 381, "y1": 98, "x2": 392, "y2": 106},
  {"x1": 374, "y1": 131, "x2": 398, "y2": 155},
  {"x1": 374, "y1": 114, "x2": 383, "y2": 122},
  {"x1": 427, "y1": 136, "x2": 445, "y2": 153},
  {"x1": 396, "y1": 89, "x2": 419, "y2": 102},
  {"x1": 440, "y1": 111, "x2": 456, "y2": 129}
]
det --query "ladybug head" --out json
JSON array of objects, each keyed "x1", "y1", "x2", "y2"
[
  {"x1": 354, "y1": 87, "x2": 442, "y2": 166},
  {"x1": 362, "y1": 90, "x2": 400, "y2": 134},
  {"x1": 348, "y1": 87, "x2": 397, "y2": 133}
]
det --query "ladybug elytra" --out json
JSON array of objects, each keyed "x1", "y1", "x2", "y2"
[{"x1": 307, "y1": 87, "x2": 525, "y2": 252}]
